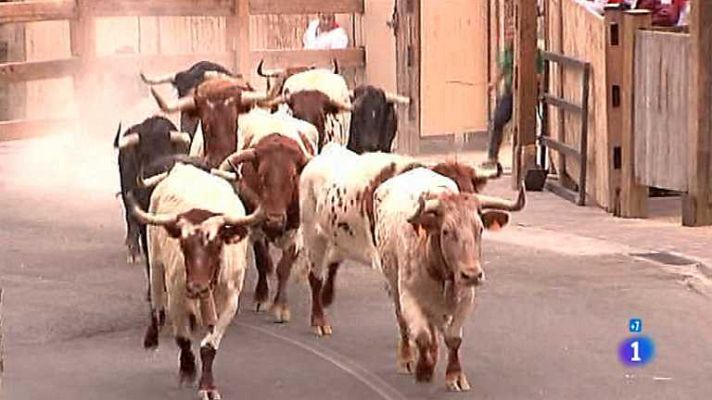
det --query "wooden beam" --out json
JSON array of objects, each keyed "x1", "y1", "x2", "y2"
[
  {"x1": 0, "y1": 58, "x2": 81, "y2": 83},
  {"x1": 513, "y1": 0, "x2": 538, "y2": 189},
  {"x1": 89, "y1": 0, "x2": 233, "y2": 17},
  {"x1": 237, "y1": 0, "x2": 251, "y2": 77},
  {"x1": 604, "y1": 5, "x2": 624, "y2": 214},
  {"x1": 0, "y1": 1, "x2": 75, "y2": 24},
  {"x1": 250, "y1": 48, "x2": 366, "y2": 69},
  {"x1": 92, "y1": 53, "x2": 235, "y2": 76},
  {"x1": 395, "y1": 0, "x2": 421, "y2": 155},
  {"x1": 0, "y1": 118, "x2": 76, "y2": 142},
  {"x1": 682, "y1": 0, "x2": 712, "y2": 226},
  {"x1": 250, "y1": 0, "x2": 364, "y2": 15},
  {"x1": 619, "y1": 10, "x2": 650, "y2": 218}
]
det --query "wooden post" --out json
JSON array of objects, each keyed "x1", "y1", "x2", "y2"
[
  {"x1": 604, "y1": 5, "x2": 624, "y2": 214},
  {"x1": 395, "y1": 0, "x2": 420, "y2": 155},
  {"x1": 228, "y1": 0, "x2": 250, "y2": 77},
  {"x1": 0, "y1": 288, "x2": 4, "y2": 392},
  {"x1": 69, "y1": 0, "x2": 95, "y2": 136},
  {"x1": 682, "y1": 1, "x2": 712, "y2": 226},
  {"x1": 619, "y1": 10, "x2": 650, "y2": 218},
  {"x1": 513, "y1": 0, "x2": 538, "y2": 189}
]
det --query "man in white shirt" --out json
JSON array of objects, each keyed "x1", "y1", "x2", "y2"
[{"x1": 303, "y1": 13, "x2": 349, "y2": 50}]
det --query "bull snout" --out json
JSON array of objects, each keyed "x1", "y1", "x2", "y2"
[
  {"x1": 459, "y1": 267, "x2": 486, "y2": 286},
  {"x1": 264, "y1": 213, "x2": 287, "y2": 231},
  {"x1": 186, "y1": 281, "x2": 211, "y2": 299}
]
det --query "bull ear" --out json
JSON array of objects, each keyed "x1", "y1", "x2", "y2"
[
  {"x1": 481, "y1": 210, "x2": 510, "y2": 231},
  {"x1": 408, "y1": 210, "x2": 440, "y2": 233},
  {"x1": 219, "y1": 224, "x2": 249, "y2": 244},
  {"x1": 164, "y1": 221, "x2": 183, "y2": 238}
]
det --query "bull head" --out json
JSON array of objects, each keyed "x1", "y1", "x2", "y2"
[
  {"x1": 219, "y1": 135, "x2": 308, "y2": 234},
  {"x1": 126, "y1": 191, "x2": 264, "y2": 301},
  {"x1": 407, "y1": 185, "x2": 525, "y2": 287}
]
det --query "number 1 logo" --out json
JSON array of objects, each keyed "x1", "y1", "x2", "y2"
[{"x1": 619, "y1": 336, "x2": 655, "y2": 366}]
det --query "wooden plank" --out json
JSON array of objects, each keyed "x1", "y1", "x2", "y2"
[
  {"x1": 92, "y1": 52, "x2": 235, "y2": 76},
  {"x1": 250, "y1": 48, "x2": 365, "y2": 69},
  {"x1": 683, "y1": 0, "x2": 712, "y2": 226},
  {"x1": 250, "y1": 0, "x2": 364, "y2": 15},
  {"x1": 0, "y1": 58, "x2": 80, "y2": 83},
  {"x1": 0, "y1": 118, "x2": 76, "y2": 142},
  {"x1": 0, "y1": 1, "x2": 76, "y2": 24},
  {"x1": 540, "y1": 136, "x2": 581, "y2": 161},
  {"x1": 541, "y1": 50, "x2": 589, "y2": 69},
  {"x1": 513, "y1": 0, "x2": 539, "y2": 189},
  {"x1": 619, "y1": 10, "x2": 651, "y2": 218},
  {"x1": 393, "y1": 0, "x2": 420, "y2": 154},
  {"x1": 633, "y1": 31, "x2": 689, "y2": 191},
  {"x1": 90, "y1": 0, "x2": 233, "y2": 17},
  {"x1": 541, "y1": 93, "x2": 583, "y2": 114},
  {"x1": 605, "y1": 5, "x2": 624, "y2": 214},
  {"x1": 236, "y1": 0, "x2": 250, "y2": 77}
]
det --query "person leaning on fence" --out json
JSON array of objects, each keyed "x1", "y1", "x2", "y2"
[
  {"x1": 480, "y1": 37, "x2": 544, "y2": 175},
  {"x1": 636, "y1": 0, "x2": 687, "y2": 26},
  {"x1": 303, "y1": 13, "x2": 349, "y2": 50}
]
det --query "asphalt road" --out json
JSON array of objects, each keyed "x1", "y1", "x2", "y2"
[{"x1": 2, "y1": 138, "x2": 712, "y2": 400}]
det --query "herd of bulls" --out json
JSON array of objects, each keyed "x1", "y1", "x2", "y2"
[{"x1": 113, "y1": 60, "x2": 526, "y2": 399}]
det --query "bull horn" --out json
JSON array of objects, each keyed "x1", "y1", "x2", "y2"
[
  {"x1": 140, "y1": 72, "x2": 175, "y2": 85},
  {"x1": 137, "y1": 171, "x2": 169, "y2": 189},
  {"x1": 150, "y1": 87, "x2": 196, "y2": 113},
  {"x1": 169, "y1": 130, "x2": 192, "y2": 146},
  {"x1": 220, "y1": 148, "x2": 257, "y2": 171},
  {"x1": 331, "y1": 58, "x2": 340, "y2": 74},
  {"x1": 407, "y1": 195, "x2": 440, "y2": 224},
  {"x1": 118, "y1": 132, "x2": 140, "y2": 150},
  {"x1": 240, "y1": 91, "x2": 272, "y2": 104},
  {"x1": 260, "y1": 93, "x2": 290, "y2": 109},
  {"x1": 211, "y1": 168, "x2": 238, "y2": 181},
  {"x1": 222, "y1": 205, "x2": 265, "y2": 226},
  {"x1": 472, "y1": 166, "x2": 500, "y2": 180},
  {"x1": 126, "y1": 191, "x2": 178, "y2": 226},
  {"x1": 256, "y1": 59, "x2": 283, "y2": 78},
  {"x1": 476, "y1": 183, "x2": 526, "y2": 211},
  {"x1": 328, "y1": 98, "x2": 353, "y2": 112},
  {"x1": 384, "y1": 92, "x2": 411, "y2": 105}
]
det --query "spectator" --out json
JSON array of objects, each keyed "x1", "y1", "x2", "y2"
[
  {"x1": 303, "y1": 13, "x2": 349, "y2": 50},
  {"x1": 677, "y1": 0, "x2": 690, "y2": 26},
  {"x1": 636, "y1": 0, "x2": 687, "y2": 26}
]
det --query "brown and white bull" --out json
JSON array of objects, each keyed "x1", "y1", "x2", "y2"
[
  {"x1": 218, "y1": 109, "x2": 318, "y2": 322},
  {"x1": 264, "y1": 68, "x2": 352, "y2": 150},
  {"x1": 150, "y1": 76, "x2": 269, "y2": 168},
  {"x1": 374, "y1": 168, "x2": 524, "y2": 391},
  {"x1": 297, "y1": 144, "x2": 424, "y2": 335},
  {"x1": 128, "y1": 163, "x2": 263, "y2": 400}
]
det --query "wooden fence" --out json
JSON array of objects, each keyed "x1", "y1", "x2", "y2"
[
  {"x1": 633, "y1": 30, "x2": 690, "y2": 191},
  {"x1": 546, "y1": 0, "x2": 610, "y2": 208},
  {"x1": 0, "y1": 0, "x2": 367, "y2": 141},
  {"x1": 545, "y1": 0, "x2": 712, "y2": 225}
]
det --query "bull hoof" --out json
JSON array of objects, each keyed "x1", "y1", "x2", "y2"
[
  {"x1": 198, "y1": 389, "x2": 221, "y2": 400},
  {"x1": 127, "y1": 252, "x2": 141, "y2": 265},
  {"x1": 397, "y1": 359, "x2": 415, "y2": 375},
  {"x1": 415, "y1": 360, "x2": 435, "y2": 383},
  {"x1": 143, "y1": 325, "x2": 159, "y2": 350},
  {"x1": 313, "y1": 324, "x2": 333, "y2": 337},
  {"x1": 254, "y1": 300, "x2": 269, "y2": 313},
  {"x1": 445, "y1": 372, "x2": 471, "y2": 392},
  {"x1": 271, "y1": 304, "x2": 291, "y2": 323}
]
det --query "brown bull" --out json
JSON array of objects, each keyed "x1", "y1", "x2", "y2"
[
  {"x1": 219, "y1": 134, "x2": 309, "y2": 321},
  {"x1": 151, "y1": 77, "x2": 269, "y2": 168}
]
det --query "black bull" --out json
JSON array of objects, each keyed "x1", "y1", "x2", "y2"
[
  {"x1": 113, "y1": 116, "x2": 190, "y2": 298},
  {"x1": 347, "y1": 85, "x2": 409, "y2": 154}
]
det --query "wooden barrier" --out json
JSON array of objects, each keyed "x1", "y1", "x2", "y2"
[
  {"x1": 0, "y1": 0, "x2": 366, "y2": 142},
  {"x1": 633, "y1": 30, "x2": 690, "y2": 191},
  {"x1": 0, "y1": 287, "x2": 3, "y2": 390},
  {"x1": 546, "y1": 0, "x2": 610, "y2": 208}
]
